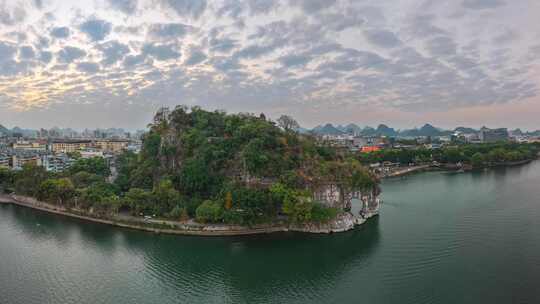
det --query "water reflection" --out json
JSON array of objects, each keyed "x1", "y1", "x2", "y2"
[{"x1": 1, "y1": 203, "x2": 381, "y2": 304}]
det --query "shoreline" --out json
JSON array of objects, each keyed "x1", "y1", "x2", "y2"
[
  {"x1": 0, "y1": 194, "x2": 377, "y2": 236},
  {"x1": 382, "y1": 159, "x2": 534, "y2": 179}
]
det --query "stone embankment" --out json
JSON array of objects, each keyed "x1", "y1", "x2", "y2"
[{"x1": 0, "y1": 194, "x2": 378, "y2": 236}]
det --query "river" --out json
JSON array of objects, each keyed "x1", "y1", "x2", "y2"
[{"x1": 2, "y1": 161, "x2": 540, "y2": 304}]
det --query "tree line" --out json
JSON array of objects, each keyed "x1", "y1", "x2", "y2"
[{"x1": 356, "y1": 142, "x2": 540, "y2": 168}]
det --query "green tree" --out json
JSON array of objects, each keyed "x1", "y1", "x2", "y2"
[
  {"x1": 78, "y1": 182, "x2": 118, "y2": 210},
  {"x1": 70, "y1": 171, "x2": 103, "y2": 188},
  {"x1": 14, "y1": 164, "x2": 49, "y2": 196},
  {"x1": 195, "y1": 200, "x2": 223, "y2": 223},
  {"x1": 152, "y1": 179, "x2": 182, "y2": 216},
  {"x1": 38, "y1": 178, "x2": 76, "y2": 205},
  {"x1": 471, "y1": 153, "x2": 485, "y2": 168},
  {"x1": 123, "y1": 188, "x2": 152, "y2": 215},
  {"x1": 0, "y1": 167, "x2": 14, "y2": 193},
  {"x1": 69, "y1": 157, "x2": 110, "y2": 177}
]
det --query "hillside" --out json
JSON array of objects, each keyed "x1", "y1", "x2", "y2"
[{"x1": 113, "y1": 106, "x2": 378, "y2": 225}]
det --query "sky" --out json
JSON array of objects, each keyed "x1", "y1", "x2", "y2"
[{"x1": 0, "y1": 0, "x2": 540, "y2": 131}]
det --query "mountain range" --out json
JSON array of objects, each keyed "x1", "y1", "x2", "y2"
[{"x1": 309, "y1": 123, "x2": 540, "y2": 137}]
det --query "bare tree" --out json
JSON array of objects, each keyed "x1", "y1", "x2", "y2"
[{"x1": 277, "y1": 115, "x2": 300, "y2": 132}]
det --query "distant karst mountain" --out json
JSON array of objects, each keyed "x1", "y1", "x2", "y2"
[
  {"x1": 375, "y1": 124, "x2": 398, "y2": 137},
  {"x1": 399, "y1": 124, "x2": 450, "y2": 137},
  {"x1": 312, "y1": 123, "x2": 345, "y2": 135},
  {"x1": 454, "y1": 127, "x2": 478, "y2": 134},
  {"x1": 0, "y1": 124, "x2": 9, "y2": 135},
  {"x1": 310, "y1": 123, "x2": 459, "y2": 137}
]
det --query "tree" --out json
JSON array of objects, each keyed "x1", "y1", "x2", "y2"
[
  {"x1": 277, "y1": 115, "x2": 300, "y2": 132},
  {"x1": 38, "y1": 178, "x2": 76, "y2": 205},
  {"x1": 0, "y1": 168, "x2": 14, "y2": 193},
  {"x1": 225, "y1": 191, "x2": 232, "y2": 210},
  {"x1": 113, "y1": 151, "x2": 138, "y2": 192},
  {"x1": 70, "y1": 171, "x2": 103, "y2": 188},
  {"x1": 78, "y1": 182, "x2": 118, "y2": 210},
  {"x1": 471, "y1": 153, "x2": 485, "y2": 169},
  {"x1": 195, "y1": 200, "x2": 223, "y2": 223},
  {"x1": 123, "y1": 188, "x2": 152, "y2": 215},
  {"x1": 14, "y1": 164, "x2": 49, "y2": 196},
  {"x1": 152, "y1": 179, "x2": 182, "y2": 216},
  {"x1": 69, "y1": 157, "x2": 110, "y2": 177}
]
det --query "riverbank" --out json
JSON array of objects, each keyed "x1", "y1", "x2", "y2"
[
  {"x1": 0, "y1": 194, "x2": 378, "y2": 236},
  {"x1": 382, "y1": 158, "x2": 535, "y2": 179}
]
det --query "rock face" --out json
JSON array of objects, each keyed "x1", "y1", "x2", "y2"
[
  {"x1": 290, "y1": 194, "x2": 381, "y2": 233},
  {"x1": 289, "y1": 212, "x2": 357, "y2": 233}
]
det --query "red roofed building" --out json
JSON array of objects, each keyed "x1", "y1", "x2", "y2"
[{"x1": 360, "y1": 146, "x2": 381, "y2": 153}]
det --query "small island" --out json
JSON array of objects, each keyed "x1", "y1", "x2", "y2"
[{"x1": 0, "y1": 106, "x2": 381, "y2": 235}]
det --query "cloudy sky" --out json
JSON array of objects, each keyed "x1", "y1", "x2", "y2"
[{"x1": 1, "y1": 0, "x2": 540, "y2": 130}]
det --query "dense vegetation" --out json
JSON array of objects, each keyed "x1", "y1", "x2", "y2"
[
  {"x1": 357, "y1": 142, "x2": 540, "y2": 168},
  {"x1": 0, "y1": 106, "x2": 378, "y2": 226}
]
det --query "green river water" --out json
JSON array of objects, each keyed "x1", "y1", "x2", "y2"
[{"x1": 1, "y1": 161, "x2": 540, "y2": 304}]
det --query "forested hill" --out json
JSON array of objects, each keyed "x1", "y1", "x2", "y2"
[{"x1": 114, "y1": 106, "x2": 377, "y2": 225}]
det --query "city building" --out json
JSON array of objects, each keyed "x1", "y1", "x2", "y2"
[
  {"x1": 12, "y1": 154, "x2": 41, "y2": 170},
  {"x1": 126, "y1": 142, "x2": 142, "y2": 154},
  {"x1": 479, "y1": 127, "x2": 509, "y2": 143},
  {"x1": 0, "y1": 154, "x2": 10, "y2": 169},
  {"x1": 80, "y1": 149, "x2": 104, "y2": 159},
  {"x1": 95, "y1": 140, "x2": 130, "y2": 153},
  {"x1": 41, "y1": 154, "x2": 75, "y2": 173},
  {"x1": 12, "y1": 140, "x2": 47, "y2": 152},
  {"x1": 50, "y1": 140, "x2": 93, "y2": 153},
  {"x1": 360, "y1": 146, "x2": 381, "y2": 153}
]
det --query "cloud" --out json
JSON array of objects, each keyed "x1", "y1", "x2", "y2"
[
  {"x1": 80, "y1": 19, "x2": 112, "y2": 41},
  {"x1": 248, "y1": 0, "x2": 280, "y2": 14},
  {"x1": 289, "y1": 0, "x2": 336, "y2": 13},
  {"x1": 100, "y1": 40, "x2": 130, "y2": 65},
  {"x1": 50, "y1": 26, "x2": 70, "y2": 38},
  {"x1": 5, "y1": 31, "x2": 27, "y2": 42},
  {"x1": 142, "y1": 43, "x2": 180, "y2": 60},
  {"x1": 57, "y1": 46, "x2": 86, "y2": 63},
  {"x1": 123, "y1": 54, "x2": 148, "y2": 67},
  {"x1": 19, "y1": 45, "x2": 36, "y2": 59},
  {"x1": 38, "y1": 51, "x2": 52, "y2": 63},
  {"x1": 160, "y1": 0, "x2": 207, "y2": 19},
  {"x1": 33, "y1": 0, "x2": 43, "y2": 9},
  {"x1": 492, "y1": 28, "x2": 518, "y2": 44},
  {"x1": 0, "y1": 3, "x2": 26, "y2": 25},
  {"x1": 211, "y1": 56, "x2": 241, "y2": 72},
  {"x1": 148, "y1": 23, "x2": 191, "y2": 38},
  {"x1": 0, "y1": 0, "x2": 539, "y2": 129},
  {"x1": 280, "y1": 54, "x2": 311, "y2": 67},
  {"x1": 184, "y1": 50, "x2": 207, "y2": 65},
  {"x1": 0, "y1": 42, "x2": 29, "y2": 75},
  {"x1": 462, "y1": 0, "x2": 506, "y2": 10},
  {"x1": 209, "y1": 37, "x2": 237, "y2": 53},
  {"x1": 426, "y1": 36, "x2": 458, "y2": 57},
  {"x1": 107, "y1": 0, "x2": 137, "y2": 14},
  {"x1": 0, "y1": 41, "x2": 16, "y2": 61},
  {"x1": 364, "y1": 29, "x2": 401, "y2": 48},
  {"x1": 407, "y1": 14, "x2": 448, "y2": 38},
  {"x1": 77, "y1": 62, "x2": 100, "y2": 73}
]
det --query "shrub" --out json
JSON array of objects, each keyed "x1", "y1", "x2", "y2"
[
  {"x1": 311, "y1": 203, "x2": 338, "y2": 223},
  {"x1": 223, "y1": 209, "x2": 244, "y2": 225},
  {"x1": 195, "y1": 200, "x2": 223, "y2": 223}
]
